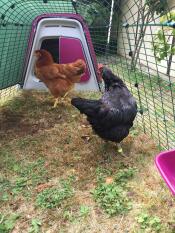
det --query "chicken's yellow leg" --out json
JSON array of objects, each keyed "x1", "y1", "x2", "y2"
[
  {"x1": 62, "y1": 91, "x2": 69, "y2": 100},
  {"x1": 117, "y1": 143, "x2": 123, "y2": 154},
  {"x1": 53, "y1": 98, "x2": 59, "y2": 108},
  {"x1": 116, "y1": 143, "x2": 127, "y2": 157},
  {"x1": 117, "y1": 143, "x2": 125, "y2": 156}
]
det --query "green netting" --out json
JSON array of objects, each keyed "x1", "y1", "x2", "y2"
[
  {"x1": 0, "y1": 0, "x2": 175, "y2": 150},
  {"x1": 0, "y1": 0, "x2": 74, "y2": 24},
  {"x1": 0, "y1": 24, "x2": 30, "y2": 88},
  {"x1": 0, "y1": 0, "x2": 75, "y2": 89},
  {"x1": 0, "y1": 0, "x2": 112, "y2": 89}
]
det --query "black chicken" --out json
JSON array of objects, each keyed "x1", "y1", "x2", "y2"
[{"x1": 71, "y1": 67, "x2": 137, "y2": 154}]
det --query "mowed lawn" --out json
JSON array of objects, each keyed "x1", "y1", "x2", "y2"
[{"x1": 0, "y1": 90, "x2": 175, "y2": 233}]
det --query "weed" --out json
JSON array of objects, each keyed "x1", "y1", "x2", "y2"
[
  {"x1": 79, "y1": 205, "x2": 90, "y2": 218},
  {"x1": 96, "y1": 167, "x2": 112, "y2": 177},
  {"x1": 63, "y1": 205, "x2": 90, "y2": 223},
  {"x1": 12, "y1": 177, "x2": 29, "y2": 194},
  {"x1": 36, "y1": 178, "x2": 74, "y2": 209},
  {"x1": 28, "y1": 219, "x2": 42, "y2": 233},
  {"x1": 96, "y1": 167, "x2": 112, "y2": 184},
  {"x1": 92, "y1": 182, "x2": 131, "y2": 216},
  {"x1": 136, "y1": 213, "x2": 162, "y2": 232},
  {"x1": 0, "y1": 213, "x2": 20, "y2": 233},
  {"x1": 114, "y1": 168, "x2": 136, "y2": 186},
  {"x1": 92, "y1": 167, "x2": 136, "y2": 216},
  {"x1": 1, "y1": 192, "x2": 9, "y2": 202},
  {"x1": 0, "y1": 179, "x2": 11, "y2": 202},
  {"x1": 63, "y1": 210, "x2": 76, "y2": 222}
]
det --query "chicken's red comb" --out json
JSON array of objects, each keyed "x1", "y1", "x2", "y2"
[
  {"x1": 97, "y1": 63, "x2": 104, "y2": 82},
  {"x1": 98, "y1": 63, "x2": 104, "y2": 70}
]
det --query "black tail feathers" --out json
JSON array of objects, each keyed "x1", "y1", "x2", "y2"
[{"x1": 71, "y1": 97, "x2": 101, "y2": 117}]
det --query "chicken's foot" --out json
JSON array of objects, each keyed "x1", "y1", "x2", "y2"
[
  {"x1": 61, "y1": 91, "x2": 71, "y2": 105},
  {"x1": 116, "y1": 143, "x2": 126, "y2": 156},
  {"x1": 116, "y1": 143, "x2": 122, "y2": 153}
]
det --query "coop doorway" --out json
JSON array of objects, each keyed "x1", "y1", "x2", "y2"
[
  {"x1": 40, "y1": 37, "x2": 91, "y2": 82},
  {"x1": 40, "y1": 38, "x2": 59, "y2": 63}
]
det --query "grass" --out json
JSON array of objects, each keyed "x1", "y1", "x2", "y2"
[
  {"x1": 0, "y1": 90, "x2": 175, "y2": 232},
  {"x1": 92, "y1": 167, "x2": 136, "y2": 216},
  {"x1": 28, "y1": 219, "x2": 41, "y2": 233},
  {"x1": 136, "y1": 213, "x2": 162, "y2": 232},
  {"x1": 92, "y1": 181, "x2": 131, "y2": 216},
  {"x1": 0, "y1": 213, "x2": 20, "y2": 233},
  {"x1": 35, "y1": 177, "x2": 74, "y2": 209}
]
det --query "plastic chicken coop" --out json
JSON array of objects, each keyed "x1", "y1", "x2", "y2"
[{"x1": 0, "y1": 0, "x2": 175, "y2": 150}]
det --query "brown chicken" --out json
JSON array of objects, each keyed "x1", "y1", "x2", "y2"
[{"x1": 34, "y1": 49, "x2": 86, "y2": 107}]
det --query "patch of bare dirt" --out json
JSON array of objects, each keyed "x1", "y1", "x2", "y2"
[{"x1": 0, "y1": 108, "x2": 59, "y2": 139}]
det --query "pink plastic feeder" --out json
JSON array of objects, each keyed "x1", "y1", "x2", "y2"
[{"x1": 155, "y1": 149, "x2": 175, "y2": 195}]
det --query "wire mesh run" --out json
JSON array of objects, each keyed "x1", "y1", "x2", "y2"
[{"x1": 0, "y1": 0, "x2": 175, "y2": 149}]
